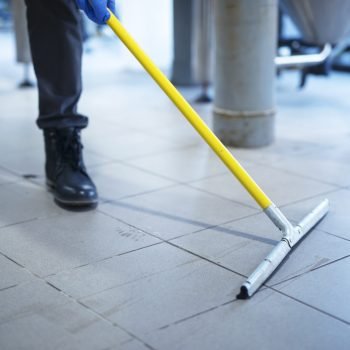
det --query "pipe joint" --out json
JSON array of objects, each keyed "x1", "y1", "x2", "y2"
[{"x1": 264, "y1": 204, "x2": 294, "y2": 238}]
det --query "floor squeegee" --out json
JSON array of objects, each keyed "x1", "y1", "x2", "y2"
[{"x1": 106, "y1": 11, "x2": 329, "y2": 299}]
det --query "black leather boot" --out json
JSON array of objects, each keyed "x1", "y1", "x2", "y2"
[{"x1": 44, "y1": 127, "x2": 98, "y2": 207}]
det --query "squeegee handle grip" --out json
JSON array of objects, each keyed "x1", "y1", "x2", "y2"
[{"x1": 106, "y1": 11, "x2": 272, "y2": 209}]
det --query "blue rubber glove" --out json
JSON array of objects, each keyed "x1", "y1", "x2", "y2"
[{"x1": 76, "y1": 0, "x2": 115, "y2": 25}]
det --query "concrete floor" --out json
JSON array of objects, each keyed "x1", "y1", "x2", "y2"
[{"x1": 1, "y1": 32, "x2": 350, "y2": 349}]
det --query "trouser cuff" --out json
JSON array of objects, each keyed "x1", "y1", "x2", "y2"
[{"x1": 37, "y1": 114, "x2": 89, "y2": 130}]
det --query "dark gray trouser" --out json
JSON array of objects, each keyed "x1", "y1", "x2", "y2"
[{"x1": 25, "y1": 0, "x2": 88, "y2": 129}]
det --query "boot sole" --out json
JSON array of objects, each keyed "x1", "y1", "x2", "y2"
[{"x1": 46, "y1": 180, "x2": 98, "y2": 208}]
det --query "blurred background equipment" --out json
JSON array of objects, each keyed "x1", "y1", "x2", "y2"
[
  {"x1": 192, "y1": 0, "x2": 214, "y2": 103},
  {"x1": 281, "y1": 0, "x2": 350, "y2": 45},
  {"x1": 11, "y1": 0, "x2": 34, "y2": 88},
  {"x1": 171, "y1": 0, "x2": 350, "y2": 92},
  {"x1": 0, "y1": 0, "x2": 11, "y2": 30},
  {"x1": 171, "y1": 0, "x2": 196, "y2": 86},
  {"x1": 172, "y1": 0, "x2": 214, "y2": 103},
  {"x1": 278, "y1": 0, "x2": 350, "y2": 87}
]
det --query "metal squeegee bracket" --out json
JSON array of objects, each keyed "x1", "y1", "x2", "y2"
[
  {"x1": 106, "y1": 11, "x2": 330, "y2": 299},
  {"x1": 238, "y1": 199, "x2": 329, "y2": 299}
]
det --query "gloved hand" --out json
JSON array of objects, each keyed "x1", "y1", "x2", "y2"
[{"x1": 76, "y1": 0, "x2": 115, "y2": 25}]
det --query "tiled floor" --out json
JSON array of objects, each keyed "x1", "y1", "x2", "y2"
[{"x1": 1, "y1": 32, "x2": 350, "y2": 349}]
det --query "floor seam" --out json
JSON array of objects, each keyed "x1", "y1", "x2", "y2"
[
  {"x1": 279, "y1": 187, "x2": 344, "y2": 209},
  {"x1": 252, "y1": 161, "x2": 349, "y2": 189},
  {"x1": 272, "y1": 288, "x2": 350, "y2": 326},
  {"x1": 44, "y1": 241, "x2": 164, "y2": 278},
  {"x1": 166, "y1": 241, "x2": 247, "y2": 279},
  {"x1": 270, "y1": 255, "x2": 350, "y2": 288},
  {"x1": 322, "y1": 231, "x2": 350, "y2": 242}
]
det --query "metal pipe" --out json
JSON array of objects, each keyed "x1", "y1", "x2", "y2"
[
  {"x1": 193, "y1": 0, "x2": 214, "y2": 103},
  {"x1": 276, "y1": 44, "x2": 332, "y2": 68},
  {"x1": 171, "y1": 0, "x2": 196, "y2": 86}
]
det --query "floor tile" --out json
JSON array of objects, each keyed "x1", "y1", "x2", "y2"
[
  {"x1": 85, "y1": 126, "x2": 186, "y2": 161},
  {"x1": 229, "y1": 137, "x2": 329, "y2": 166},
  {"x1": 100, "y1": 185, "x2": 257, "y2": 240},
  {"x1": 265, "y1": 147, "x2": 350, "y2": 187},
  {"x1": 144, "y1": 102, "x2": 212, "y2": 147},
  {"x1": 149, "y1": 122, "x2": 203, "y2": 148},
  {"x1": 82, "y1": 84, "x2": 186, "y2": 132},
  {"x1": 189, "y1": 163, "x2": 336, "y2": 209},
  {"x1": 275, "y1": 73, "x2": 350, "y2": 144},
  {"x1": 79, "y1": 246, "x2": 243, "y2": 337},
  {"x1": 143, "y1": 289, "x2": 350, "y2": 350},
  {"x1": 282, "y1": 189, "x2": 350, "y2": 241},
  {"x1": 90, "y1": 161, "x2": 176, "y2": 202},
  {"x1": 0, "y1": 108, "x2": 41, "y2": 153},
  {"x1": 125, "y1": 146, "x2": 234, "y2": 182},
  {"x1": 0, "y1": 181, "x2": 65, "y2": 229},
  {"x1": 0, "y1": 280, "x2": 68, "y2": 325},
  {"x1": 0, "y1": 282, "x2": 131, "y2": 350},
  {"x1": 0, "y1": 147, "x2": 110, "y2": 179},
  {"x1": 0, "y1": 211, "x2": 160, "y2": 277},
  {"x1": 276, "y1": 257, "x2": 350, "y2": 323},
  {"x1": 117, "y1": 339, "x2": 152, "y2": 350},
  {"x1": 47, "y1": 243, "x2": 198, "y2": 299},
  {"x1": 0, "y1": 255, "x2": 32, "y2": 290},
  {"x1": 0, "y1": 167, "x2": 20, "y2": 186}
]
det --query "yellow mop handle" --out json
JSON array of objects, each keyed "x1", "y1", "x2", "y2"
[{"x1": 107, "y1": 12, "x2": 272, "y2": 209}]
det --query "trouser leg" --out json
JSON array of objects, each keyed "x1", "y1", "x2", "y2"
[{"x1": 25, "y1": 0, "x2": 88, "y2": 129}]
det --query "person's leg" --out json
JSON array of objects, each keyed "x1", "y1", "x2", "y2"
[
  {"x1": 25, "y1": 0, "x2": 87, "y2": 129},
  {"x1": 25, "y1": 0, "x2": 98, "y2": 207}
]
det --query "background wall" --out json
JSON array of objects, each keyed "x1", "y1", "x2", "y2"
[{"x1": 117, "y1": 0, "x2": 173, "y2": 70}]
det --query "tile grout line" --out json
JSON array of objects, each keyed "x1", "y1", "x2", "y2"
[
  {"x1": 271, "y1": 287, "x2": 350, "y2": 326},
  {"x1": 65, "y1": 291, "x2": 156, "y2": 350},
  {"x1": 86, "y1": 139, "x2": 201, "y2": 165},
  {"x1": 270, "y1": 254, "x2": 350, "y2": 289},
  {"x1": 120, "y1": 142, "x2": 204, "y2": 163},
  {"x1": 157, "y1": 298, "x2": 238, "y2": 331},
  {"x1": 0, "y1": 246, "x2": 156, "y2": 349},
  {"x1": 171, "y1": 211, "x2": 276, "y2": 245},
  {"x1": 100, "y1": 183, "x2": 180, "y2": 204},
  {"x1": 0, "y1": 217, "x2": 39, "y2": 231},
  {"x1": 250, "y1": 159, "x2": 350, "y2": 189},
  {"x1": 44, "y1": 240, "x2": 164, "y2": 279},
  {"x1": 279, "y1": 187, "x2": 345, "y2": 209},
  {"x1": 119, "y1": 157, "x2": 230, "y2": 186},
  {"x1": 183, "y1": 182, "x2": 259, "y2": 211},
  {"x1": 322, "y1": 231, "x2": 350, "y2": 243},
  {"x1": 165, "y1": 241, "x2": 247, "y2": 279}
]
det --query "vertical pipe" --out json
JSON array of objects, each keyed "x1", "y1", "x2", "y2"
[
  {"x1": 171, "y1": 0, "x2": 196, "y2": 86},
  {"x1": 193, "y1": 0, "x2": 215, "y2": 102},
  {"x1": 11, "y1": 0, "x2": 32, "y2": 64},
  {"x1": 214, "y1": 0, "x2": 277, "y2": 148}
]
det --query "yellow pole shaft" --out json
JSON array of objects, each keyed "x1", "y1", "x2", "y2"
[{"x1": 106, "y1": 12, "x2": 272, "y2": 209}]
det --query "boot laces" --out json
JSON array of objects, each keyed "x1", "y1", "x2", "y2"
[{"x1": 58, "y1": 129, "x2": 87, "y2": 174}]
